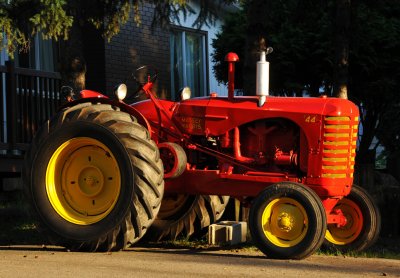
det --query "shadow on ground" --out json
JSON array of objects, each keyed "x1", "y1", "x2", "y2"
[{"x1": 1, "y1": 190, "x2": 399, "y2": 259}]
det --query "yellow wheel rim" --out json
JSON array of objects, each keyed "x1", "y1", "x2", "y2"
[
  {"x1": 157, "y1": 194, "x2": 190, "y2": 219},
  {"x1": 325, "y1": 199, "x2": 363, "y2": 245},
  {"x1": 262, "y1": 197, "x2": 308, "y2": 247},
  {"x1": 46, "y1": 137, "x2": 121, "y2": 225}
]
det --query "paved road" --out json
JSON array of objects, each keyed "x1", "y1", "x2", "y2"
[{"x1": 0, "y1": 245, "x2": 399, "y2": 277}]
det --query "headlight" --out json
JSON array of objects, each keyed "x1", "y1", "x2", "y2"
[
  {"x1": 180, "y1": 87, "x2": 191, "y2": 101},
  {"x1": 114, "y1": 84, "x2": 127, "y2": 101}
]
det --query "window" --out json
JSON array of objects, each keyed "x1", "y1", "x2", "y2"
[
  {"x1": 170, "y1": 28, "x2": 208, "y2": 99},
  {"x1": 14, "y1": 34, "x2": 57, "y2": 72}
]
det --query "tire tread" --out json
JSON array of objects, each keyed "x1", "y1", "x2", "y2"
[{"x1": 23, "y1": 103, "x2": 164, "y2": 251}]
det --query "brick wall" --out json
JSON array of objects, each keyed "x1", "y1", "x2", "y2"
[{"x1": 105, "y1": 3, "x2": 171, "y2": 99}]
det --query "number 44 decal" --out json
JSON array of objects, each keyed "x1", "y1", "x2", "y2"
[{"x1": 305, "y1": 115, "x2": 317, "y2": 123}]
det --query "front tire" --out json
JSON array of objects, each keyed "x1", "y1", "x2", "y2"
[
  {"x1": 324, "y1": 185, "x2": 381, "y2": 252},
  {"x1": 24, "y1": 103, "x2": 164, "y2": 251},
  {"x1": 249, "y1": 182, "x2": 326, "y2": 259}
]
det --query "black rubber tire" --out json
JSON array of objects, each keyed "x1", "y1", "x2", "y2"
[
  {"x1": 23, "y1": 103, "x2": 164, "y2": 251},
  {"x1": 323, "y1": 185, "x2": 381, "y2": 253},
  {"x1": 147, "y1": 194, "x2": 230, "y2": 241},
  {"x1": 249, "y1": 182, "x2": 327, "y2": 259}
]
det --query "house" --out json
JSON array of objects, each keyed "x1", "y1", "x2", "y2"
[
  {"x1": 0, "y1": 1, "x2": 238, "y2": 189},
  {"x1": 92, "y1": 1, "x2": 236, "y2": 98},
  {"x1": 0, "y1": 34, "x2": 61, "y2": 189}
]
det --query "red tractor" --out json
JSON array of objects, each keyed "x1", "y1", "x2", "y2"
[{"x1": 24, "y1": 51, "x2": 380, "y2": 259}]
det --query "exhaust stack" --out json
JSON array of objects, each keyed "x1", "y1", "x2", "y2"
[{"x1": 256, "y1": 47, "x2": 273, "y2": 107}]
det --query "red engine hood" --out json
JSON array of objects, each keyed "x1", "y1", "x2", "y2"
[
  {"x1": 175, "y1": 96, "x2": 358, "y2": 136},
  {"x1": 131, "y1": 95, "x2": 359, "y2": 137}
]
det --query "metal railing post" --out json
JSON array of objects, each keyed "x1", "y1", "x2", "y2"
[{"x1": 5, "y1": 61, "x2": 17, "y2": 150}]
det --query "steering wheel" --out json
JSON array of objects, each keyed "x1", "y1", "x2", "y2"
[
  {"x1": 132, "y1": 65, "x2": 158, "y2": 86},
  {"x1": 129, "y1": 65, "x2": 158, "y2": 99}
]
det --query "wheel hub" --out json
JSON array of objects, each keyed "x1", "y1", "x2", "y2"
[
  {"x1": 78, "y1": 166, "x2": 104, "y2": 197},
  {"x1": 262, "y1": 197, "x2": 308, "y2": 247},
  {"x1": 46, "y1": 137, "x2": 121, "y2": 225},
  {"x1": 325, "y1": 199, "x2": 363, "y2": 245},
  {"x1": 277, "y1": 212, "x2": 294, "y2": 232}
]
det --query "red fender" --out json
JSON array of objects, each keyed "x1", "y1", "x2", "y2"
[{"x1": 61, "y1": 97, "x2": 152, "y2": 135}]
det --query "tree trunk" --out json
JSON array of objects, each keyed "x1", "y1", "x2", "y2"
[
  {"x1": 333, "y1": 0, "x2": 351, "y2": 99},
  {"x1": 243, "y1": 0, "x2": 267, "y2": 96},
  {"x1": 357, "y1": 104, "x2": 378, "y2": 163},
  {"x1": 59, "y1": 0, "x2": 86, "y2": 92}
]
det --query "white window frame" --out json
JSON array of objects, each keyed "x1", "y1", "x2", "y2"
[{"x1": 170, "y1": 27, "x2": 208, "y2": 100}]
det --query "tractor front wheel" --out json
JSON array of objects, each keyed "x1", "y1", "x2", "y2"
[
  {"x1": 24, "y1": 103, "x2": 164, "y2": 251},
  {"x1": 324, "y1": 185, "x2": 381, "y2": 252},
  {"x1": 249, "y1": 182, "x2": 326, "y2": 259}
]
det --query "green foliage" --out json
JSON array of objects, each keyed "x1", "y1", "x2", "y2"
[
  {"x1": 213, "y1": 0, "x2": 334, "y2": 96},
  {"x1": 212, "y1": 0, "x2": 400, "y2": 159},
  {"x1": 0, "y1": 0, "x2": 236, "y2": 58},
  {"x1": 30, "y1": 0, "x2": 73, "y2": 40},
  {"x1": 212, "y1": 10, "x2": 246, "y2": 88},
  {"x1": 88, "y1": 0, "x2": 133, "y2": 42},
  {"x1": 351, "y1": 2, "x2": 400, "y2": 104},
  {"x1": 350, "y1": 1, "x2": 400, "y2": 158},
  {"x1": 0, "y1": 0, "x2": 72, "y2": 58},
  {"x1": 0, "y1": 16, "x2": 27, "y2": 56}
]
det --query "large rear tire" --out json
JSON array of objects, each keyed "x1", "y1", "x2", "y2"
[
  {"x1": 324, "y1": 185, "x2": 381, "y2": 252},
  {"x1": 147, "y1": 194, "x2": 229, "y2": 241},
  {"x1": 23, "y1": 103, "x2": 164, "y2": 251},
  {"x1": 249, "y1": 182, "x2": 326, "y2": 259}
]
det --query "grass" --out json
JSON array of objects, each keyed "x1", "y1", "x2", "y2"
[
  {"x1": 1, "y1": 191, "x2": 399, "y2": 260},
  {"x1": 316, "y1": 238, "x2": 400, "y2": 260},
  {"x1": 0, "y1": 191, "x2": 46, "y2": 246},
  {"x1": 142, "y1": 238, "x2": 259, "y2": 252}
]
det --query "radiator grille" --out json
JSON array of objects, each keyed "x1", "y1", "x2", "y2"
[{"x1": 322, "y1": 116, "x2": 358, "y2": 178}]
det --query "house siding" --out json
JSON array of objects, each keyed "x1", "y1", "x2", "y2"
[
  {"x1": 171, "y1": 1, "x2": 228, "y2": 96},
  {"x1": 104, "y1": 2, "x2": 231, "y2": 100},
  {"x1": 104, "y1": 3, "x2": 171, "y2": 99}
]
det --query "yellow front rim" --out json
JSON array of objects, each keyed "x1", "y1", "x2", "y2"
[
  {"x1": 325, "y1": 199, "x2": 363, "y2": 245},
  {"x1": 262, "y1": 198, "x2": 308, "y2": 247},
  {"x1": 46, "y1": 137, "x2": 121, "y2": 225},
  {"x1": 157, "y1": 194, "x2": 191, "y2": 219}
]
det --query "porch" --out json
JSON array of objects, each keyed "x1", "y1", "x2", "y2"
[{"x1": 0, "y1": 61, "x2": 62, "y2": 180}]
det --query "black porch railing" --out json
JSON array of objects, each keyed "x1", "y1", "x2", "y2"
[{"x1": 0, "y1": 61, "x2": 62, "y2": 156}]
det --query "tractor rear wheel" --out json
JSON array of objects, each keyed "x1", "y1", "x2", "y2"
[
  {"x1": 23, "y1": 103, "x2": 164, "y2": 251},
  {"x1": 249, "y1": 182, "x2": 326, "y2": 259},
  {"x1": 324, "y1": 185, "x2": 381, "y2": 252},
  {"x1": 147, "y1": 194, "x2": 229, "y2": 241}
]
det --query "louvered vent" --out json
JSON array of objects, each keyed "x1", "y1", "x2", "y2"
[{"x1": 322, "y1": 116, "x2": 358, "y2": 179}]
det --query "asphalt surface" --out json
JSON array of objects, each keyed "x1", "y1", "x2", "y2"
[{"x1": 0, "y1": 245, "x2": 399, "y2": 277}]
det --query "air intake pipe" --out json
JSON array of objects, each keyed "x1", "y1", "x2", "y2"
[
  {"x1": 256, "y1": 47, "x2": 273, "y2": 107},
  {"x1": 225, "y1": 52, "x2": 239, "y2": 101}
]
